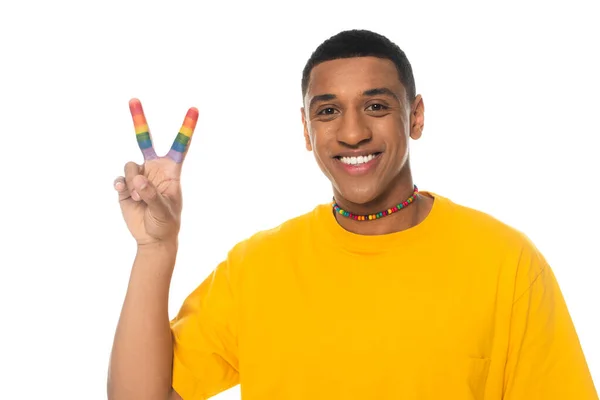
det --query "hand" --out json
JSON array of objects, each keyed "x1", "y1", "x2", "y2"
[{"x1": 114, "y1": 98, "x2": 198, "y2": 247}]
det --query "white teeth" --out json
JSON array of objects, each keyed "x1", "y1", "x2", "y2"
[{"x1": 339, "y1": 153, "x2": 377, "y2": 165}]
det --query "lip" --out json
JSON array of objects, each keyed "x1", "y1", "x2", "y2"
[
  {"x1": 334, "y1": 150, "x2": 382, "y2": 158},
  {"x1": 333, "y1": 152, "x2": 383, "y2": 176}
]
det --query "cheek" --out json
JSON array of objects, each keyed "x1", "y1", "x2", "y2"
[
  {"x1": 308, "y1": 126, "x2": 337, "y2": 171},
  {"x1": 309, "y1": 124, "x2": 330, "y2": 152},
  {"x1": 372, "y1": 117, "x2": 408, "y2": 145}
]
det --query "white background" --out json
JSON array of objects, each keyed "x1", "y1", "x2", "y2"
[{"x1": 1, "y1": 1, "x2": 598, "y2": 398}]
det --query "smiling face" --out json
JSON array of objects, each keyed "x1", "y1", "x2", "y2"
[{"x1": 302, "y1": 56, "x2": 424, "y2": 207}]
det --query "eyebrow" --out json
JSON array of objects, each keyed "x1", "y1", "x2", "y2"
[
  {"x1": 309, "y1": 93, "x2": 337, "y2": 111},
  {"x1": 362, "y1": 87, "x2": 400, "y2": 103},
  {"x1": 308, "y1": 87, "x2": 401, "y2": 110}
]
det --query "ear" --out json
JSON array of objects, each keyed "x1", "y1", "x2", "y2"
[
  {"x1": 409, "y1": 95, "x2": 425, "y2": 140},
  {"x1": 301, "y1": 107, "x2": 313, "y2": 151}
]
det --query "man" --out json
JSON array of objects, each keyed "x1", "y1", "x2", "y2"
[{"x1": 107, "y1": 30, "x2": 598, "y2": 399}]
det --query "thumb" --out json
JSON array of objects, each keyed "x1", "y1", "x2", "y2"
[{"x1": 132, "y1": 175, "x2": 171, "y2": 221}]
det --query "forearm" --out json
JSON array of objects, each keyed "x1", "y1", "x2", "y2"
[{"x1": 108, "y1": 242, "x2": 178, "y2": 400}]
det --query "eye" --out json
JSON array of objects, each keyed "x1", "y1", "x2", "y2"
[
  {"x1": 317, "y1": 107, "x2": 338, "y2": 115},
  {"x1": 366, "y1": 103, "x2": 389, "y2": 112}
]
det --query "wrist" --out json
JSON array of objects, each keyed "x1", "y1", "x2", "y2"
[
  {"x1": 136, "y1": 239, "x2": 178, "y2": 255},
  {"x1": 132, "y1": 240, "x2": 178, "y2": 281}
]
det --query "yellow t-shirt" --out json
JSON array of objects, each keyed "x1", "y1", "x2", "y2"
[{"x1": 170, "y1": 192, "x2": 597, "y2": 399}]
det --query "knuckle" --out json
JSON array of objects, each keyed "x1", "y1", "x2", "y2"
[{"x1": 124, "y1": 161, "x2": 139, "y2": 175}]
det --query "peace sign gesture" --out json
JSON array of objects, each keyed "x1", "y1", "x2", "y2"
[{"x1": 114, "y1": 98, "x2": 198, "y2": 247}]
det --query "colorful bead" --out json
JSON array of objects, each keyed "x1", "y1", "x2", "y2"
[{"x1": 332, "y1": 185, "x2": 419, "y2": 222}]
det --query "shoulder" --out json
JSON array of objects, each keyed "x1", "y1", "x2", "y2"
[
  {"x1": 225, "y1": 205, "x2": 321, "y2": 264},
  {"x1": 435, "y1": 192, "x2": 548, "y2": 288},
  {"x1": 436, "y1": 192, "x2": 533, "y2": 250}
]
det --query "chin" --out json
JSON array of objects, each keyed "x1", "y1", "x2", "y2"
[{"x1": 333, "y1": 182, "x2": 380, "y2": 206}]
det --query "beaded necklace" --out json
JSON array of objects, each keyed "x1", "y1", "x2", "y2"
[{"x1": 332, "y1": 185, "x2": 419, "y2": 221}]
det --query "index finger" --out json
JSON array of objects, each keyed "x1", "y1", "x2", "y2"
[
  {"x1": 129, "y1": 98, "x2": 158, "y2": 161},
  {"x1": 166, "y1": 107, "x2": 199, "y2": 164}
]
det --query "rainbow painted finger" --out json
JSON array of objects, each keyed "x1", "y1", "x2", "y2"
[
  {"x1": 166, "y1": 108, "x2": 199, "y2": 163},
  {"x1": 129, "y1": 99, "x2": 158, "y2": 160}
]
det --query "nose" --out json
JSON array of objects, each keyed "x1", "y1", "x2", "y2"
[{"x1": 336, "y1": 109, "x2": 372, "y2": 147}]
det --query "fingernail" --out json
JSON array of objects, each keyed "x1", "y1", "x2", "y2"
[
  {"x1": 114, "y1": 181, "x2": 123, "y2": 190},
  {"x1": 131, "y1": 190, "x2": 140, "y2": 201},
  {"x1": 139, "y1": 180, "x2": 147, "y2": 190}
]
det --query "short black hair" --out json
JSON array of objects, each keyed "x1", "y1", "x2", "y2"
[{"x1": 301, "y1": 29, "x2": 416, "y2": 103}]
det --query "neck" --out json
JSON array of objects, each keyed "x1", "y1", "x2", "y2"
[{"x1": 333, "y1": 171, "x2": 423, "y2": 236}]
